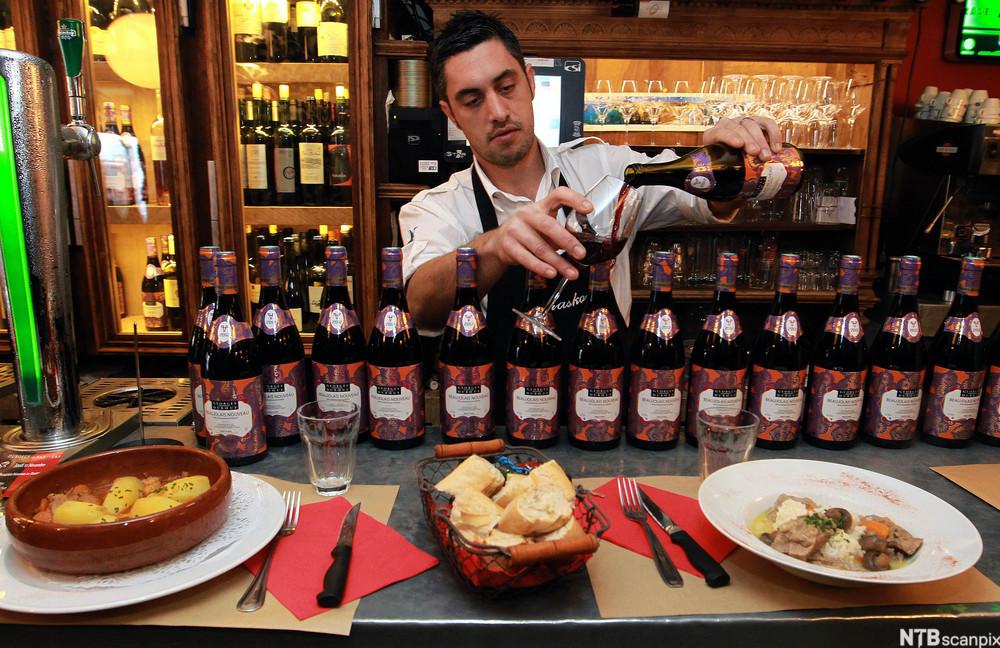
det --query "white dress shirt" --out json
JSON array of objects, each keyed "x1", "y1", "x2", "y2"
[{"x1": 399, "y1": 137, "x2": 721, "y2": 334}]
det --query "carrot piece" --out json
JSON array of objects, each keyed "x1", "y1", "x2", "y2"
[{"x1": 862, "y1": 519, "x2": 891, "y2": 538}]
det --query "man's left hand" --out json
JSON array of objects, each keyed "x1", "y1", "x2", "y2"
[{"x1": 702, "y1": 115, "x2": 783, "y2": 220}]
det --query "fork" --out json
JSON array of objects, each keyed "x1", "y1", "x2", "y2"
[
  {"x1": 237, "y1": 490, "x2": 301, "y2": 612},
  {"x1": 618, "y1": 477, "x2": 683, "y2": 588}
]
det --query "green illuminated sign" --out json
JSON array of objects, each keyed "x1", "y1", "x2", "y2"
[{"x1": 0, "y1": 76, "x2": 43, "y2": 405}]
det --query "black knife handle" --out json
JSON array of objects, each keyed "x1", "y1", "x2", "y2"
[
  {"x1": 317, "y1": 545, "x2": 352, "y2": 608},
  {"x1": 670, "y1": 529, "x2": 730, "y2": 588}
]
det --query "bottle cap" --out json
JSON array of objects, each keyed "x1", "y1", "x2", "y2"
[
  {"x1": 215, "y1": 251, "x2": 239, "y2": 294},
  {"x1": 456, "y1": 247, "x2": 478, "y2": 288},
  {"x1": 252, "y1": 82, "x2": 263, "y2": 99},
  {"x1": 381, "y1": 248, "x2": 403, "y2": 288},
  {"x1": 895, "y1": 255, "x2": 921, "y2": 296},
  {"x1": 199, "y1": 246, "x2": 219, "y2": 287}
]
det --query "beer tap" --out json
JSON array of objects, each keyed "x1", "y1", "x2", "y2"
[{"x1": 56, "y1": 19, "x2": 102, "y2": 195}]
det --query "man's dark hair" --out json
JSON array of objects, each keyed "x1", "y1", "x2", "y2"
[{"x1": 429, "y1": 11, "x2": 526, "y2": 102}]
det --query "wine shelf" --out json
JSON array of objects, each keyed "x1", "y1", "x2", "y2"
[
  {"x1": 633, "y1": 288, "x2": 837, "y2": 302},
  {"x1": 235, "y1": 62, "x2": 350, "y2": 87},
  {"x1": 377, "y1": 183, "x2": 429, "y2": 200},
  {"x1": 105, "y1": 205, "x2": 173, "y2": 225},
  {"x1": 374, "y1": 40, "x2": 429, "y2": 58},
  {"x1": 242, "y1": 206, "x2": 354, "y2": 227},
  {"x1": 657, "y1": 222, "x2": 855, "y2": 232},
  {"x1": 940, "y1": 255, "x2": 1000, "y2": 268},
  {"x1": 585, "y1": 124, "x2": 708, "y2": 133}
]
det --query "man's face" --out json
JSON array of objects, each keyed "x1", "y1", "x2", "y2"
[{"x1": 439, "y1": 38, "x2": 536, "y2": 168}]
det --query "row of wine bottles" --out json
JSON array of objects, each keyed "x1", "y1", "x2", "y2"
[
  {"x1": 139, "y1": 235, "x2": 182, "y2": 331},
  {"x1": 232, "y1": 0, "x2": 349, "y2": 64},
  {"x1": 240, "y1": 82, "x2": 351, "y2": 207},
  {"x1": 98, "y1": 102, "x2": 172, "y2": 207}
]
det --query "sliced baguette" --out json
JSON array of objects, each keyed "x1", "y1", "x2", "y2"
[
  {"x1": 485, "y1": 528, "x2": 528, "y2": 548},
  {"x1": 497, "y1": 482, "x2": 573, "y2": 536},
  {"x1": 450, "y1": 489, "x2": 503, "y2": 538},
  {"x1": 491, "y1": 473, "x2": 531, "y2": 508},
  {"x1": 529, "y1": 460, "x2": 576, "y2": 501},
  {"x1": 435, "y1": 454, "x2": 505, "y2": 497},
  {"x1": 533, "y1": 517, "x2": 585, "y2": 543}
]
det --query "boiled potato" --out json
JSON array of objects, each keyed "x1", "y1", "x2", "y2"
[
  {"x1": 52, "y1": 500, "x2": 117, "y2": 525},
  {"x1": 158, "y1": 475, "x2": 210, "y2": 503},
  {"x1": 129, "y1": 495, "x2": 181, "y2": 518},
  {"x1": 101, "y1": 476, "x2": 144, "y2": 516}
]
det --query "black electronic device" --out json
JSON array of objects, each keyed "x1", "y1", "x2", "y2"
[
  {"x1": 897, "y1": 120, "x2": 1000, "y2": 177},
  {"x1": 387, "y1": 105, "x2": 445, "y2": 184}
]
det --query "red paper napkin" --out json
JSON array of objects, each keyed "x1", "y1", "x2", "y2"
[
  {"x1": 244, "y1": 496, "x2": 438, "y2": 620},
  {"x1": 594, "y1": 478, "x2": 736, "y2": 579}
]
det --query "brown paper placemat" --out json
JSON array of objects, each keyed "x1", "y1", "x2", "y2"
[
  {"x1": 0, "y1": 476, "x2": 398, "y2": 636},
  {"x1": 578, "y1": 476, "x2": 1000, "y2": 619},
  {"x1": 931, "y1": 465, "x2": 1000, "y2": 511}
]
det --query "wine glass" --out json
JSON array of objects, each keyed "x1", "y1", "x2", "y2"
[
  {"x1": 619, "y1": 80, "x2": 638, "y2": 142},
  {"x1": 512, "y1": 175, "x2": 642, "y2": 341}
]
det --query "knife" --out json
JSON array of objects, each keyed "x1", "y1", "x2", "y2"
[
  {"x1": 317, "y1": 502, "x2": 361, "y2": 607},
  {"x1": 639, "y1": 487, "x2": 730, "y2": 588}
]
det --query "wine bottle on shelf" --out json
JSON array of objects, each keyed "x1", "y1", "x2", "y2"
[
  {"x1": 149, "y1": 98, "x2": 172, "y2": 205},
  {"x1": 750, "y1": 253, "x2": 807, "y2": 450},
  {"x1": 299, "y1": 96, "x2": 327, "y2": 206},
  {"x1": 628, "y1": 251, "x2": 684, "y2": 450},
  {"x1": 298, "y1": 234, "x2": 324, "y2": 332},
  {"x1": 119, "y1": 104, "x2": 148, "y2": 204},
  {"x1": 273, "y1": 88, "x2": 300, "y2": 205},
  {"x1": 99, "y1": 101, "x2": 133, "y2": 206},
  {"x1": 804, "y1": 254, "x2": 868, "y2": 449},
  {"x1": 141, "y1": 236, "x2": 168, "y2": 332},
  {"x1": 863, "y1": 255, "x2": 925, "y2": 448},
  {"x1": 161, "y1": 234, "x2": 182, "y2": 330},
  {"x1": 921, "y1": 256, "x2": 987, "y2": 448},
  {"x1": 189, "y1": 246, "x2": 219, "y2": 446},
  {"x1": 231, "y1": 0, "x2": 264, "y2": 62},
  {"x1": 312, "y1": 245, "x2": 368, "y2": 437},
  {"x1": 568, "y1": 260, "x2": 625, "y2": 451},
  {"x1": 253, "y1": 246, "x2": 307, "y2": 446},
  {"x1": 113, "y1": 259, "x2": 127, "y2": 321},
  {"x1": 327, "y1": 86, "x2": 352, "y2": 207},
  {"x1": 367, "y1": 247, "x2": 425, "y2": 449},
  {"x1": 242, "y1": 99, "x2": 274, "y2": 206},
  {"x1": 439, "y1": 248, "x2": 494, "y2": 443},
  {"x1": 249, "y1": 233, "x2": 265, "y2": 317},
  {"x1": 295, "y1": 0, "x2": 320, "y2": 62},
  {"x1": 203, "y1": 251, "x2": 267, "y2": 466},
  {"x1": 261, "y1": 0, "x2": 289, "y2": 62},
  {"x1": 506, "y1": 271, "x2": 561, "y2": 448},
  {"x1": 977, "y1": 321, "x2": 1000, "y2": 446},
  {"x1": 623, "y1": 143, "x2": 804, "y2": 202},
  {"x1": 282, "y1": 236, "x2": 306, "y2": 331},
  {"x1": 88, "y1": 0, "x2": 112, "y2": 61},
  {"x1": 318, "y1": 0, "x2": 348, "y2": 63},
  {"x1": 686, "y1": 252, "x2": 749, "y2": 446}
]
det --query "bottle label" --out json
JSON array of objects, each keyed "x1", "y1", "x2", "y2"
[
  {"x1": 150, "y1": 135, "x2": 167, "y2": 162},
  {"x1": 568, "y1": 366, "x2": 624, "y2": 443},
  {"x1": 204, "y1": 376, "x2": 266, "y2": 461},
  {"x1": 231, "y1": 0, "x2": 263, "y2": 35},
  {"x1": 207, "y1": 315, "x2": 254, "y2": 349},
  {"x1": 977, "y1": 365, "x2": 1000, "y2": 440},
  {"x1": 261, "y1": 360, "x2": 307, "y2": 439},
  {"x1": 145, "y1": 263, "x2": 163, "y2": 279},
  {"x1": 188, "y1": 361, "x2": 205, "y2": 440},
  {"x1": 942, "y1": 313, "x2": 983, "y2": 343},
  {"x1": 274, "y1": 148, "x2": 296, "y2": 194},
  {"x1": 289, "y1": 307, "x2": 303, "y2": 332},
  {"x1": 142, "y1": 293, "x2": 167, "y2": 329},
  {"x1": 506, "y1": 363, "x2": 560, "y2": 441},
  {"x1": 317, "y1": 21, "x2": 348, "y2": 58},
  {"x1": 578, "y1": 308, "x2": 618, "y2": 341},
  {"x1": 863, "y1": 366, "x2": 924, "y2": 442},
  {"x1": 640, "y1": 308, "x2": 679, "y2": 342},
  {"x1": 313, "y1": 360, "x2": 368, "y2": 434},
  {"x1": 239, "y1": 143, "x2": 248, "y2": 189},
  {"x1": 923, "y1": 366, "x2": 985, "y2": 440},
  {"x1": 516, "y1": 305, "x2": 557, "y2": 338},
  {"x1": 749, "y1": 366, "x2": 807, "y2": 443},
  {"x1": 684, "y1": 151, "x2": 717, "y2": 195},
  {"x1": 763, "y1": 312, "x2": 802, "y2": 343},
  {"x1": 687, "y1": 365, "x2": 747, "y2": 432},
  {"x1": 824, "y1": 311, "x2": 864, "y2": 344},
  {"x1": 440, "y1": 362, "x2": 493, "y2": 440},
  {"x1": 320, "y1": 303, "x2": 360, "y2": 335},
  {"x1": 882, "y1": 312, "x2": 922, "y2": 344},
  {"x1": 249, "y1": 283, "x2": 262, "y2": 305},
  {"x1": 103, "y1": 158, "x2": 128, "y2": 193},
  {"x1": 628, "y1": 365, "x2": 683, "y2": 443},
  {"x1": 805, "y1": 367, "x2": 866, "y2": 442},
  {"x1": 368, "y1": 363, "x2": 424, "y2": 441},
  {"x1": 254, "y1": 303, "x2": 297, "y2": 335},
  {"x1": 745, "y1": 147, "x2": 803, "y2": 200},
  {"x1": 163, "y1": 278, "x2": 180, "y2": 309},
  {"x1": 90, "y1": 26, "x2": 107, "y2": 57},
  {"x1": 299, "y1": 142, "x2": 325, "y2": 185},
  {"x1": 262, "y1": 0, "x2": 289, "y2": 23},
  {"x1": 703, "y1": 309, "x2": 742, "y2": 342},
  {"x1": 305, "y1": 285, "x2": 323, "y2": 313},
  {"x1": 445, "y1": 305, "x2": 486, "y2": 338},
  {"x1": 245, "y1": 144, "x2": 269, "y2": 190},
  {"x1": 375, "y1": 305, "x2": 413, "y2": 338},
  {"x1": 295, "y1": 1, "x2": 320, "y2": 27}
]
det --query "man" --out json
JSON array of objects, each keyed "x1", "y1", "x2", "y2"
[{"x1": 401, "y1": 11, "x2": 782, "y2": 349}]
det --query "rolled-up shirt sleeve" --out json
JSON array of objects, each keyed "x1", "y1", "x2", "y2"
[{"x1": 399, "y1": 198, "x2": 469, "y2": 287}]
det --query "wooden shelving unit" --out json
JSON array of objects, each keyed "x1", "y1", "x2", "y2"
[
  {"x1": 104, "y1": 205, "x2": 174, "y2": 225},
  {"x1": 374, "y1": 40, "x2": 429, "y2": 58},
  {"x1": 377, "y1": 182, "x2": 429, "y2": 200},
  {"x1": 234, "y1": 62, "x2": 350, "y2": 86},
  {"x1": 633, "y1": 288, "x2": 837, "y2": 302},
  {"x1": 243, "y1": 206, "x2": 354, "y2": 227}
]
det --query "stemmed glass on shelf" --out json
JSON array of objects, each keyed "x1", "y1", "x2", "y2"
[
  {"x1": 619, "y1": 79, "x2": 638, "y2": 143},
  {"x1": 645, "y1": 80, "x2": 664, "y2": 144},
  {"x1": 593, "y1": 79, "x2": 613, "y2": 126}
]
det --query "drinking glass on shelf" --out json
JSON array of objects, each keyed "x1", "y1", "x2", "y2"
[
  {"x1": 647, "y1": 79, "x2": 664, "y2": 94},
  {"x1": 593, "y1": 79, "x2": 613, "y2": 126},
  {"x1": 843, "y1": 88, "x2": 867, "y2": 148},
  {"x1": 620, "y1": 80, "x2": 638, "y2": 142},
  {"x1": 673, "y1": 80, "x2": 691, "y2": 94}
]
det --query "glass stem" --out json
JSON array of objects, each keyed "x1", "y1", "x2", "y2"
[{"x1": 541, "y1": 276, "x2": 570, "y2": 314}]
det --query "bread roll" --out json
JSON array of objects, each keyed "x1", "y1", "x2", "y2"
[
  {"x1": 529, "y1": 460, "x2": 576, "y2": 501},
  {"x1": 485, "y1": 528, "x2": 528, "y2": 548},
  {"x1": 497, "y1": 482, "x2": 573, "y2": 536},
  {"x1": 533, "y1": 517, "x2": 585, "y2": 543},
  {"x1": 491, "y1": 473, "x2": 531, "y2": 508},
  {"x1": 435, "y1": 455, "x2": 505, "y2": 497},
  {"x1": 450, "y1": 490, "x2": 502, "y2": 538}
]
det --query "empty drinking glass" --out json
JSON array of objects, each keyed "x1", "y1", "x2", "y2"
[{"x1": 297, "y1": 401, "x2": 360, "y2": 496}]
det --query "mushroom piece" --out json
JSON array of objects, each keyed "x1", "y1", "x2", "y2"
[
  {"x1": 859, "y1": 534, "x2": 888, "y2": 552},
  {"x1": 823, "y1": 508, "x2": 853, "y2": 531},
  {"x1": 759, "y1": 532, "x2": 774, "y2": 546},
  {"x1": 863, "y1": 550, "x2": 892, "y2": 571}
]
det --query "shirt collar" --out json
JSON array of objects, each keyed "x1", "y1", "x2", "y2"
[{"x1": 471, "y1": 141, "x2": 562, "y2": 204}]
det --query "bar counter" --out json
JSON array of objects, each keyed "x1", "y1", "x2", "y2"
[{"x1": 3, "y1": 428, "x2": 999, "y2": 647}]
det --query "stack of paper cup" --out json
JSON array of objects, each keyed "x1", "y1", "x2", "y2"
[
  {"x1": 979, "y1": 98, "x2": 1000, "y2": 124},
  {"x1": 915, "y1": 85, "x2": 938, "y2": 119},
  {"x1": 929, "y1": 91, "x2": 951, "y2": 120},
  {"x1": 965, "y1": 90, "x2": 989, "y2": 123},
  {"x1": 941, "y1": 88, "x2": 970, "y2": 122}
]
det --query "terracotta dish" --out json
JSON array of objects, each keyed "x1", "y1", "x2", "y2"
[{"x1": 4, "y1": 446, "x2": 232, "y2": 574}]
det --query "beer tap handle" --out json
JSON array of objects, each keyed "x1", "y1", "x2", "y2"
[{"x1": 57, "y1": 19, "x2": 101, "y2": 162}]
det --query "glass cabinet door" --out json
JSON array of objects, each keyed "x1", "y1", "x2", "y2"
[
  {"x1": 0, "y1": 0, "x2": 16, "y2": 52},
  {"x1": 224, "y1": 0, "x2": 357, "y2": 336},
  {"x1": 82, "y1": 0, "x2": 187, "y2": 340}
]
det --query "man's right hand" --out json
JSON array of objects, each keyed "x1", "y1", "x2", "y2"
[{"x1": 479, "y1": 186, "x2": 592, "y2": 281}]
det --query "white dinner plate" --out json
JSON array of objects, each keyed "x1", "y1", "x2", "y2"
[
  {"x1": 0, "y1": 472, "x2": 284, "y2": 614},
  {"x1": 698, "y1": 459, "x2": 984, "y2": 586}
]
